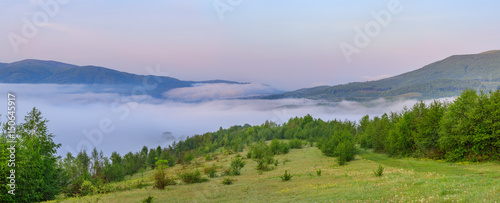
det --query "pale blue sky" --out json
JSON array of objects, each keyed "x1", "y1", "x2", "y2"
[{"x1": 1, "y1": 0, "x2": 499, "y2": 90}]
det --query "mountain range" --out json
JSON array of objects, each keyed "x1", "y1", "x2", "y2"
[
  {"x1": 0, "y1": 59, "x2": 262, "y2": 100},
  {"x1": 265, "y1": 50, "x2": 500, "y2": 101},
  {"x1": 2, "y1": 50, "x2": 500, "y2": 101}
]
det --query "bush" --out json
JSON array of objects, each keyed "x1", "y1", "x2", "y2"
[
  {"x1": 374, "y1": 165, "x2": 384, "y2": 177},
  {"x1": 222, "y1": 167, "x2": 232, "y2": 176},
  {"x1": 154, "y1": 161, "x2": 176, "y2": 189},
  {"x1": 222, "y1": 178, "x2": 233, "y2": 185},
  {"x1": 229, "y1": 157, "x2": 246, "y2": 175},
  {"x1": 288, "y1": 139, "x2": 303, "y2": 149},
  {"x1": 246, "y1": 151, "x2": 252, "y2": 159},
  {"x1": 280, "y1": 170, "x2": 293, "y2": 181},
  {"x1": 316, "y1": 168, "x2": 321, "y2": 176},
  {"x1": 335, "y1": 140, "x2": 357, "y2": 166},
  {"x1": 279, "y1": 142, "x2": 290, "y2": 154},
  {"x1": 178, "y1": 169, "x2": 209, "y2": 184},
  {"x1": 270, "y1": 139, "x2": 281, "y2": 155},
  {"x1": 142, "y1": 196, "x2": 154, "y2": 203},
  {"x1": 204, "y1": 164, "x2": 218, "y2": 178},
  {"x1": 255, "y1": 158, "x2": 273, "y2": 171},
  {"x1": 183, "y1": 152, "x2": 195, "y2": 164},
  {"x1": 80, "y1": 180, "x2": 97, "y2": 196},
  {"x1": 249, "y1": 142, "x2": 275, "y2": 171}
]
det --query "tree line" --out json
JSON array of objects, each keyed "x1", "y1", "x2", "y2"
[{"x1": 357, "y1": 88, "x2": 500, "y2": 161}]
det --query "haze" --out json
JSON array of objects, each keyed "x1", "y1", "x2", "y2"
[{"x1": 0, "y1": 84, "x2": 453, "y2": 156}]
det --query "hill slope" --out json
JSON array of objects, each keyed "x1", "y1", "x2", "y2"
[
  {"x1": 58, "y1": 146, "x2": 500, "y2": 202},
  {"x1": 266, "y1": 50, "x2": 500, "y2": 101},
  {"x1": 0, "y1": 59, "x2": 248, "y2": 98}
]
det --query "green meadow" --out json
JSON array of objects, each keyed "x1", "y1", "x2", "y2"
[{"x1": 54, "y1": 145, "x2": 500, "y2": 203}]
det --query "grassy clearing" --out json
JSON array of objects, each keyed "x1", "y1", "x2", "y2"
[{"x1": 52, "y1": 146, "x2": 500, "y2": 202}]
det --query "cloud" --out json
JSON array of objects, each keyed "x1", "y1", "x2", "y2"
[{"x1": 164, "y1": 83, "x2": 281, "y2": 102}]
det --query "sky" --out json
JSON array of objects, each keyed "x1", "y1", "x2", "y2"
[{"x1": 1, "y1": 0, "x2": 500, "y2": 91}]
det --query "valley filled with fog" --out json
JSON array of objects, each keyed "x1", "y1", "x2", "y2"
[{"x1": 0, "y1": 83, "x2": 454, "y2": 157}]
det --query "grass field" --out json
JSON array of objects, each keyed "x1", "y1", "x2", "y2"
[{"x1": 53, "y1": 145, "x2": 500, "y2": 202}]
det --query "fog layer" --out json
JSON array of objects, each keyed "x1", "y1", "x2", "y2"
[{"x1": 0, "y1": 84, "x2": 453, "y2": 156}]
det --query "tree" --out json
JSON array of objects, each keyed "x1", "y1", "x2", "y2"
[
  {"x1": 147, "y1": 148, "x2": 157, "y2": 169},
  {"x1": 104, "y1": 151, "x2": 125, "y2": 181},
  {"x1": 439, "y1": 89, "x2": 478, "y2": 161},
  {"x1": 1, "y1": 108, "x2": 63, "y2": 202}
]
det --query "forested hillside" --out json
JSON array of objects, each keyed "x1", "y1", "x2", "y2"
[{"x1": 267, "y1": 50, "x2": 500, "y2": 101}]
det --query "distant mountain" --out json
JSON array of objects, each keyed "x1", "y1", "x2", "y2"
[
  {"x1": 265, "y1": 50, "x2": 500, "y2": 101},
  {"x1": 0, "y1": 59, "x2": 274, "y2": 99}
]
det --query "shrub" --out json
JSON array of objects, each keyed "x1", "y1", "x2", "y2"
[
  {"x1": 288, "y1": 139, "x2": 303, "y2": 149},
  {"x1": 183, "y1": 152, "x2": 195, "y2": 164},
  {"x1": 255, "y1": 159, "x2": 272, "y2": 171},
  {"x1": 270, "y1": 139, "x2": 281, "y2": 155},
  {"x1": 249, "y1": 142, "x2": 275, "y2": 171},
  {"x1": 222, "y1": 178, "x2": 233, "y2": 185},
  {"x1": 274, "y1": 159, "x2": 279, "y2": 166},
  {"x1": 230, "y1": 157, "x2": 246, "y2": 175},
  {"x1": 142, "y1": 196, "x2": 154, "y2": 203},
  {"x1": 135, "y1": 180, "x2": 148, "y2": 189},
  {"x1": 335, "y1": 140, "x2": 356, "y2": 166},
  {"x1": 205, "y1": 154, "x2": 212, "y2": 161},
  {"x1": 279, "y1": 142, "x2": 290, "y2": 154},
  {"x1": 246, "y1": 151, "x2": 252, "y2": 159},
  {"x1": 280, "y1": 170, "x2": 293, "y2": 181},
  {"x1": 316, "y1": 168, "x2": 321, "y2": 176},
  {"x1": 374, "y1": 165, "x2": 384, "y2": 177},
  {"x1": 178, "y1": 169, "x2": 209, "y2": 184},
  {"x1": 80, "y1": 180, "x2": 97, "y2": 196},
  {"x1": 154, "y1": 160, "x2": 176, "y2": 189},
  {"x1": 222, "y1": 167, "x2": 232, "y2": 176},
  {"x1": 204, "y1": 164, "x2": 218, "y2": 178}
]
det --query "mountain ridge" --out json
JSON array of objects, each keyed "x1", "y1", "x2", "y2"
[
  {"x1": 0, "y1": 59, "x2": 261, "y2": 99},
  {"x1": 265, "y1": 50, "x2": 500, "y2": 101}
]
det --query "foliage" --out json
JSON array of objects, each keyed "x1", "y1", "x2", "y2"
[
  {"x1": 248, "y1": 142, "x2": 275, "y2": 171},
  {"x1": 319, "y1": 128, "x2": 358, "y2": 165},
  {"x1": 374, "y1": 165, "x2": 384, "y2": 177},
  {"x1": 316, "y1": 168, "x2": 322, "y2": 176},
  {"x1": 221, "y1": 178, "x2": 233, "y2": 185},
  {"x1": 204, "y1": 164, "x2": 218, "y2": 178},
  {"x1": 142, "y1": 196, "x2": 155, "y2": 203},
  {"x1": 280, "y1": 170, "x2": 293, "y2": 181},
  {"x1": 0, "y1": 108, "x2": 63, "y2": 202},
  {"x1": 154, "y1": 160, "x2": 176, "y2": 189},
  {"x1": 178, "y1": 169, "x2": 208, "y2": 184},
  {"x1": 229, "y1": 157, "x2": 246, "y2": 175},
  {"x1": 359, "y1": 88, "x2": 500, "y2": 162},
  {"x1": 288, "y1": 138, "x2": 303, "y2": 149}
]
